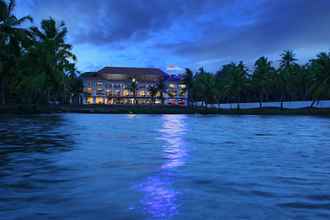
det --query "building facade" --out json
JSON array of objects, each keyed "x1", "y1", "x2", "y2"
[{"x1": 80, "y1": 67, "x2": 187, "y2": 105}]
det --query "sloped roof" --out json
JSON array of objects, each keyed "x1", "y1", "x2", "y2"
[
  {"x1": 98, "y1": 67, "x2": 166, "y2": 76},
  {"x1": 80, "y1": 67, "x2": 167, "y2": 81},
  {"x1": 79, "y1": 72, "x2": 99, "y2": 78}
]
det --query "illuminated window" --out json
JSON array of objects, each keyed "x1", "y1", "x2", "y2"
[
  {"x1": 180, "y1": 84, "x2": 186, "y2": 89},
  {"x1": 169, "y1": 84, "x2": 175, "y2": 88},
  {"x1": 139, "y1": 90, "x2": 145, "y2": 97},
  {"x1": 123, "y1": 90, "x2": 129, "y2": 97},
  {"x1": 96, "y1": 97, "x2": 104, "y2": 104},
  {"x1": 84, "y1": 87, "x2": 93, "y2": 94},
  {"x1": 87, "y1": 96, "x2": 94, "y2": 104}
]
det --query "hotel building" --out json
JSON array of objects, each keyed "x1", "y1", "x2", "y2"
[{"x1": 80, "y1": 67, "x2": 188, "y2": 105}]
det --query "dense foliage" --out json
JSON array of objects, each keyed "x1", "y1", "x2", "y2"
[
  {"x1": 182, "y1": 50, "x2": 330, "y2": 108},
  {"x1": 0, "y1": 0, "x2": 81, "y2": 104},
  {"x1": 1, "y1": 0, "x2": 329, "y2": 107}
]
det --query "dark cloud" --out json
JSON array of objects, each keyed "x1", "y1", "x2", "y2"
[
  {"x1": 16, "y1": 0, "x2": 330, "y2": 71},
  {"x1": 158, "y1": 0, "x2": 330, "y2": 66},
  {"x1": 22, "y1": 0, "x2": 232, "y2": 44}
]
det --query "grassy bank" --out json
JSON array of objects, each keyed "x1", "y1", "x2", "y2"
[{"x1": 1, "y1": 104, "x2": 330, "y2": 116}]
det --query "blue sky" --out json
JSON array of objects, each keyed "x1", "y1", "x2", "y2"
[{"x1": 15, "y1": 0, "x2": 330, "y2": 73}]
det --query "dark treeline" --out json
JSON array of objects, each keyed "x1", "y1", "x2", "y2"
[
  {"x1": 182, "y1": 50, "x2": 330, "y2": 109},
  {"x1": 0, "y1": 0, "x2": 82, "y2": 105},
  {"x1": 1, "y1": 0, "x2": 329, "y2": 108}
]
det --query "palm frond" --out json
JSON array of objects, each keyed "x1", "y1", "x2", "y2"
[
  {"x1": 30, "y1": 26, "x2": 46, "y2": 40},
  {"x1": 16, "y1": 15, "x2": 33, "y2": 25},
  {"x1": 7, "y1": 0, "x2": 15, "y2": 16},
  {"x1": 0, "y1": 0, "x2": 8, "y2": 21}
]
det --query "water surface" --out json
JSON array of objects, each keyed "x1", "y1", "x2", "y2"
[{"x1": 0, "y1": 114, "x2": 330, "y2": 219}]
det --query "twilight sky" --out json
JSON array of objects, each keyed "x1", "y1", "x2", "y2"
[{"x1": 15, "y1": 0, "x2": 330, "y2": 73}]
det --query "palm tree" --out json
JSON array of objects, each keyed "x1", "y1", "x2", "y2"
[
  {"x1": 193, "y1": 68, "x2": 216, "y2": 110},
  {"x1": 182, "y1": 68, "x2": 193, "y2": 107},
  {"x1": 223, "y1": 62, "x2": 248, "y2": 110},
  {"x1": 252, "y1": 56, "x2": 274, "y2": 108},
  {"x1": 278, "y1": 50, "x2": 298, "y2": 109},
  {"x1": 280, "y1": 50, "x2": 297, "y2": 69},
  {"x1": 0, "y1": 0, "x2": 32, "y2": 104},
  {"x1": 148, "y1": 85, "x2": 158, "y2": 104},
  {"x1": 27, "y1": 18, "x2": 76, "y2": 103},
  {"x1": 129, "y1": 78, "x2": 138, "y2": 104},
  {"x1": 157, "y1": 80, "x2": 165, "y2": 105},
  {"x1": 309, "y1": 52, "x2": 330, "y2": 107},
  {"x1": 65, "y1": 72, "x2": 83, "y2": 104}
]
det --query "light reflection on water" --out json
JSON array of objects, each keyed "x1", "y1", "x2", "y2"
[
  {"x1": 1, "y1": 114, "x2": 330, "y2": 220},
  {"x1": 138, "y1": 115, "x2": 187, "y2": 219}
]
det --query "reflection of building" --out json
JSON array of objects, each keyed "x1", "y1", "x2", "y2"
[{"x1": 80, "y1": 67, "x2": 187, "y2": 105}]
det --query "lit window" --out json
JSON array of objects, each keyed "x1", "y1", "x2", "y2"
[
  {"x1": 85, "y1": 88, "x2": 93, "y2": 94},
  {"x1": 87, "y1": 96, "x2": 94, "y2": 104},
  {"x1": 169, "y1": 84, "x2": 175, "y2": 88},
  {"x1": 96, "y1": 97, "x2": 104, "y2": 104},
  {"x1": 123, "y1": 90, "x2": 129, "y2": 97}
]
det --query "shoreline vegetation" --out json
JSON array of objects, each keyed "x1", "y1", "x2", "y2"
[
  {"x1": 1, "y1": 104, "x2": 330, "y2": 116},
  {"x1": 1, "y1": 0, "x2": 329, "y2": 110}
]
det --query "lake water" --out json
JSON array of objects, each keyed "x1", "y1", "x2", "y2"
[{"x1": 0, "y1": 114, "x2": 330, "y2": 220}]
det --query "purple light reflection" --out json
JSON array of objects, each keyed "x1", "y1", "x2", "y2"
[
  {"x1": 138, "y1": 177, "x2": 178, "y2": 219},
  {"x1": 137, "y1": 115, "x2": 187, "y2": 219}
]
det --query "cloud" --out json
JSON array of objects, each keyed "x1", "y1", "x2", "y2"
[{"x1": 15, "y1": 0, "x2": 330, "y2": 72}]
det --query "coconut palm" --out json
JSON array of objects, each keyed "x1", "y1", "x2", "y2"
[
  {"x1": 252, "y1": 56, "x2": 275, "y2": 108},
  {"x1": 309, "y1": 52, "x2": 330, "y2": 107},
  {"x1": 182, "y1": 68, "x2": 193, "y2": 106},
  {"x1": 280, "y1": 50, "x2": 297, "y2": 69},
  {"x1": 223, "y1": 62, "x2": 248, "y2": 110},
  {"x1": 25, "y1": 18, "x2": 76, "y2": 103},
  {"x1": 278, "y1": 50, "x2": 298, "y2": 109},
  {"x1": 65, "y1": 71, "x2": 83, "y2": 104},
  {"x1": 148, "y1": 85, "x2": 158, "y2": 104},
  {"x1": 192, "y1": 68, "x2": 216, "y2": 109},
  {"x1": 157, "y1": 80, "x2": 165, "y2": 104},
  {"x1": 0, "y1": 0, "x2": 32, "y2": 104},
  {"x1": 129, "y1": 78, "x2": 138, "y2": 104}
]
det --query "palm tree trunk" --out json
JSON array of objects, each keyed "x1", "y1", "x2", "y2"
[
  {"x1": 310, "y1": 99, "x2": 316, "y2": 108},
  {"x1": 187, "y1": 90, "x2": 191, "y2": 107},
  {"x1": 47, "y1": 89, "x2": 50, "y2": 104},
  {"x1": 217, "y1": 98, "x2": 221, "y2": 109},
  {"x1": 237, "y1": 96, "x2": 241, "y2": 111},
  {"x1": 259, "y1": 94, "x2": 263, "y2": 109},
  {"x1": 0, "y1": 79, "x2": 5, "y2": 105},
  {"x1": 280, "y1": 95, "x2": 284, "y2": 110},
  {"x1": 134, "y1": 91, "x2": 137, "y2": 105},
  {"x1": 161, "y1": 92, "x2": 164, "y2": 105}
]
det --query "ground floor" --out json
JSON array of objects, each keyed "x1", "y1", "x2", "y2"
[{"x1": 83, "y1": 96, "x2": 187, "y2": 106}]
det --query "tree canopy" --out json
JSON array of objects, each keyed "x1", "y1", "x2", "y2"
[{"x1": 0, "y1": 0, "x2": 81, "y2": 104}]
